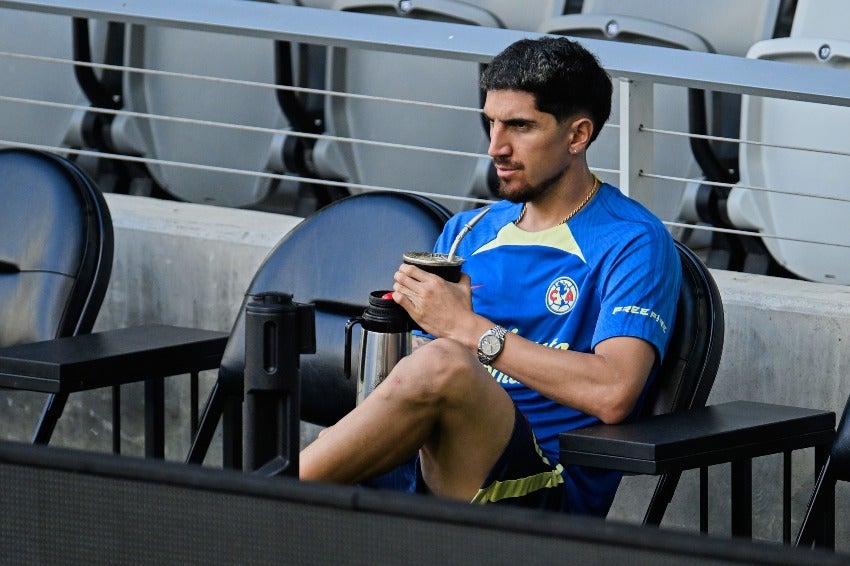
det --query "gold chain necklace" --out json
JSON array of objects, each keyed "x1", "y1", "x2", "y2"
[{"x1": 514, "y1": 176, "x2": 600, "y2": 226}]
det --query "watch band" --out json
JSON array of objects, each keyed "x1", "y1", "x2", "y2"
[{"x1": 477, "y1": 325, "x2": 508, "y2": 365}]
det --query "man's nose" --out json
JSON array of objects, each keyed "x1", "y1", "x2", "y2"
[{"x1": 487, "y1": 126, "x2": 509, "y2": 158}]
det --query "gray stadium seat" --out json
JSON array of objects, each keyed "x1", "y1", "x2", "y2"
[
  {"x1": 299, "y1": 0, "x2": 567, "y2": 30},
  {"x1": 579, "y1": 0, "x2": 782, "y2": 57},
  {"x1": 539, "y1": 0, "x2": 782, "y2": 226},
  {"x1": 725, "y1": 0, "x2": 850, "y2": 284},
  {"x1": 295, "y1": 0, "x2": 336, "y2": 7},
  {"x1": 0, "y1": 11, "x2": 148, "y2": 196},
  {"x1": 312, "y1": 0, "x2": 502, "y2": 212},
  {"x1": 0, "y1": 9, "x2": 85, "y2": 151},
  {"x1": 539, "y1": 15, "x2": 712, "y2": 224},
  {"x1": 116, "y1": 0, "x2": 300, "y2": 208},
  {"x1": 464, "y1": 0, "x2": 566, "y2": 31}
]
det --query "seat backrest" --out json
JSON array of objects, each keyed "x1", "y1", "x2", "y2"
[
  {"x1": 544, "y1": 1, "x2": 781, "y2": 223},
  {"x1": 640, "y1": 240, "x2": 725, "y2": 419},
  {"x1": 0, "y1": 9, "x2": 85, "y2": 149},
  {"x1": 119, "y1": 1, "x2": 300, "y2": 207},
  {"x1": 832, "y1": 398, "x2": 850, "y2": 482},
  {"x1": 464, "y1": 0, "x2": 566, "y2": 31},
  {"x1": 539, "y1": 15, "x2": 713, "y2": 223},
  {"x1": 0, "y1": 148, "x2": 114, "y2": 346},
  {"x1": 790, "y1": 0, "x2": 850, "y2": 41},
  {"x1": 317, "y1": 0, "x2": 499, "y2": 213},
  {"x1": 631, "y1": 240, "x2": 724, "y2": 525},
  {"x1": 579, "y1": 0, "x2": 781, "y2": 56},
  {"x1": 724, "y1": 0, "x2": 850, "y2": 284},
  {"x1": 219, "y1": 192, "x2": 451, "y2": 426}
]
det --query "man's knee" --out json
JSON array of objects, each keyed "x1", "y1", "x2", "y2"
[{"x1": 382, "y1": 338, "x2": 480, "y2": 405}]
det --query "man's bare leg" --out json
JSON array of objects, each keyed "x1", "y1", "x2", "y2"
[{"x1": 299, "y1": 338, "x2": 516, "y2": 501}]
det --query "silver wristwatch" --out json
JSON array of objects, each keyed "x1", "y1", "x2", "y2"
[{"x1": 477, "y1": 325, "x2": 508, "y2": 365}]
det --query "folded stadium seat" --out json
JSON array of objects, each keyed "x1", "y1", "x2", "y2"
[
  {"x1": 579, "y1": 0, "x2": 782, "y2": 57},
  {"x1": 311, "y1": 0, "x2": 503, "y2": 213},
  {"x1": 538, "y1": 0, "x2": 781, "y2": 228},
  {"x1": 65, "y1": 17, "x2": 160, "y2": 198},
  {"x1": 117, "y1": 0, "x2": 305, "y2": 209},
  {"x1": 725, "y1": 0, "x2": 850, "y2": 284},
  {"x1": 295, "y1": 0, "x2": 335, "y2": 7},
  {"x1": 463, "y1": 0, "x2": 566, "y2": 32},
  {"x1": 539, "y1": 15, "x2": 712, "y2": 226},
  {"x1": 0, "y1": 9, "x2": 87, "y2": 152},
  {"x1": 0, "y1": 148, "x2": 113, "y2": 444},
  {"x1": 0, "y1": 9, "x2": 151, "y2": 196}
]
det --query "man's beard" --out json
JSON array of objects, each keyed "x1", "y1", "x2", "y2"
[{"x1": 496, "y1": 164, "x2": 568, "y2": 204}]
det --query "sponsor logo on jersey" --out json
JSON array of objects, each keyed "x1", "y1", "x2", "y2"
[{"x1": 612, "y1": 305, "x2": 669, "y2": 333}]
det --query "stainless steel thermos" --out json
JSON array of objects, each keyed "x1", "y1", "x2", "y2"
[{"x1": 344, "y1": 290, "x2": 413, "y2": 405}]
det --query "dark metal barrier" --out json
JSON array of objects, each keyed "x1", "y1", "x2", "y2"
[{"x1": 0, "y1": 441, "x2": 846, "y2": 565}]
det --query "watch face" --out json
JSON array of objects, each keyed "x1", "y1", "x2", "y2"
[{"x1": 481, "y1": 334, "x2": 501, "y2": 356}]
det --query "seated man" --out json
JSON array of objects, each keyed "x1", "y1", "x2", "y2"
[{"x1": 300, "y1": 36, "x2": 681, "y2": 516}]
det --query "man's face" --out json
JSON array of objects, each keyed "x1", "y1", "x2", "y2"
[{"x1": 483, "y1": 89, "x2": 574, "y2": 203}]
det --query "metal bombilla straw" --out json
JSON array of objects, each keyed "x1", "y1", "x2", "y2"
[{"x1": 447, "y1": 207, "x2": 490, "y2": 263}]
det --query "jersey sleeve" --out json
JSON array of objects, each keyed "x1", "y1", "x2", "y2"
[{"x1": 592, "y1": 225, "x2": 681, "y2": 361}]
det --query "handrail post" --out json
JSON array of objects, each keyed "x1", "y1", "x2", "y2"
[{"x1": 619, "y1": 78, "x2": 653, "y2": 206}]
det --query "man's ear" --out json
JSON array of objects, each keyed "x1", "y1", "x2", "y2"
[{"x1": 569, "y1": 117, "x2": 595, "y2": 153}]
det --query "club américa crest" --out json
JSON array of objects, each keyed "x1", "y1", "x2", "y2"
[{"x1": 546, "y1": 276, "x2": 579, "y2": 315}]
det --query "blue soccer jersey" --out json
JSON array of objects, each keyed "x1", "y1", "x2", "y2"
[{"x1": 434, "y1": 183, "x2": 681, "y2": 515}]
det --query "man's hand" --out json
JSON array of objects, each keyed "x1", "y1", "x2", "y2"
[{"x1": 391, "y1": 263, "x2": 474, "y2": 339}]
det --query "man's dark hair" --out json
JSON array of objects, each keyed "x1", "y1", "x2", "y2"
[{"x1": 480, "y1": 36, "x2": 613, "y2": 144}]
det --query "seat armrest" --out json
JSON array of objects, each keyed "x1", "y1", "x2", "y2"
[
  {"x1": 559, "y1": 401, "x2": 835, "y2": 475},
  {"x1": 0, "y1": 324, "x2": 228, "y2": 393}
]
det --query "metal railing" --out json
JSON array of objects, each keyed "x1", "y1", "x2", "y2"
[{"x1": 1, "y1": 0, "x2": 849, "y2": 282}]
